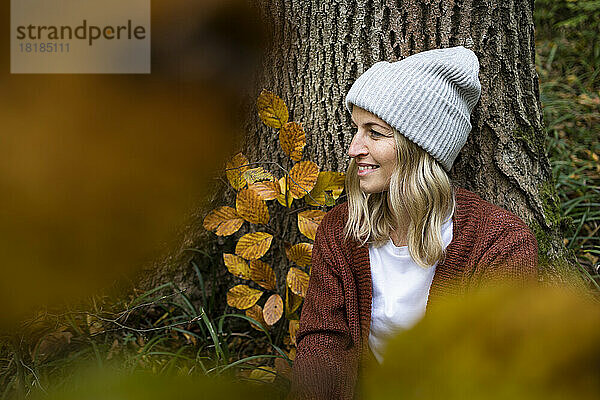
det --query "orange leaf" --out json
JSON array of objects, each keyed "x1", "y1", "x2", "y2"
[
  {"x1": 33, "y1": 330, "x2": 73, "y2": 363},
  {"x1": 226, "y1": 153, "x2": 249, "y2": 191},
  {"x1": 287, "y1": 267, "x2": 310, "y2": 297},
  {"x1": 242, "y1": 167, "x2": 275, "y2": 185},
  {"x1": 223, "y1": 254, "x2": 251, "y2": 279},
  {"x1": 236, "y1": 189, "x2": 269, "y2": 224},
  {"x1": 249, "y1": 366, "x2": 276, "y2": 383},
  {"x1": 279, "y1": 122, "x2": 306, "y2": 161},
  {"x1": 203, "y1": 206, "x2": 244, "y2": 236},
  {"x1": 289, "y1": 320, "x2": 300, "y2": 345},
  {"x1": 275, "y1": 357, "x2": 292, "y2": 379},
  {"x1": 236, "y1": 232, "x2": 273, "y2": 260},
  {"x1": 276, "y1": 176, "x2": 294, "y2": 207},
  {"x1": 257, "y1": 89, "x2": 288, "y2": 129},
  {"x1": 287, "y1": 161, "x2": 319, "y2": 199},
  {"x1": 263, "y1": 293, "x2": 283, "y2": 325},
  {"x1": 286, "y1": 243, "x2": 313, "y2": 268},
  {"x1": 245, "y1": 304, "x2": 267, "y2": 331},
  {"x1": 249, "y1": 181, "x2": 281, "y2": 200},
  {"x1": 286, "y1": 287, "x2": 303, "y2": 316},
  {"x1": 305, "y1": 171, "x2": 346, "y2": 206},
  {"x1": 297, "y1": 210, "x2": 326, "y2": 241},
  {"x1": 249, "y1": 260, "x2": 277, "y2": 290},
  {"x1": 227, "y1": 285, "x2": 262, "y2": 310}
]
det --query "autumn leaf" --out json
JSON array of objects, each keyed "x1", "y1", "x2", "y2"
[
  {"x1": 280, "y1": 122, "x2": 306, "y2": 161},
  {"x1": 289, "y1": 320, "x2": 300, "y2": 345},
  {"x1": 33, "y1": 329, "x2": 73, "y2": 363},
  {"x1": 298, "y1": 210, "x2": 326, "y2": 241},
  {"x1": 227, "y1": 285, "x2": 263, "y2": 310},
  {"x1": 236, "y1": 232, "x2": 273, "y2": 260},
  {"x1": 288, "y1": 347, "x2": 296, "y2": 360},
  {"x1": 286, "y1": 287, "x2": 303, "y2": 317},
  {"x1": 236, "y1": 189, "x2": 269, "y2": 224},
  {"x1": 286, "y1": 243, "x2": 313, "y2": 268},
  {"x1": 223, "y1": 253, "x2": 251, "y2": 279},
  {"x1": 305, "y1": 171, "x2": 346, "y2": 206},
  {"x1": 203, "y1": 206, "x2": 244, "y2": 236},
  {"x1": 245, "y1": 304, "x2": 267, "y2": 331},
  {"x1": 263, "y1": 293, "x2": 283, "y2": 325},
  {"x1": 257, "y1": 89, "x2": 288, "y2": 129},
  {"x1": 226, "y1": 153, "x2": 250, "y2": 191},
  {"x1": 287, "y1": 267, "x2": 310, "y2": 297},
  {"x1": 275, "y1": 357, "x2": 292, "y2": 380},
  {"x1": 249, "y1": 181, "x2": 280, "y2": 200},
  {"x1": 249, "y1": 259, "x2": 277, "y2": 290},
  {"x1": 87, "y1": 314, "x2": 104, "y2": 335},
  {"x1": 276, "y1": 176, "x2": 294, "y2": 207},
  {"x1": 249, "y1": 366, "x2": 277, "y2": 383},
  {"x1": 287, "y1": 161, "x2": 319, "y2": 199},
  {"x1": 242, "y1": 167, "x2": 275, "y2": 185}
]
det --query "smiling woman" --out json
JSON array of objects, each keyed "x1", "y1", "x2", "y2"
[
  {"x1": 348, "y1": 106, "x2": 397, "y2": 194},
  {"x1": 289, "y1": 46, "x2": 540, "y2": 400}
]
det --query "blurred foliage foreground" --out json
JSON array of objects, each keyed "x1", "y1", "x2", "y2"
[
  {"x1": 1, "y1": 0, "x2": 599, "y2": 398},
  {"x1": 2, "y1": 285, "x2": 599, "y2": 399}
]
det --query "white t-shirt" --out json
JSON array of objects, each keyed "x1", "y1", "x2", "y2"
[{"x1": 368, "y1": 217, "x2": 453, "y2": 363}]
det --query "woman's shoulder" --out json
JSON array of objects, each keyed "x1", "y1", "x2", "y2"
[
  {"x1": 317, "y1": 201, "x2": 350, "y2": 237},
  {"x1": 454, "y1": 187, "x2": 533, "y2": 237}
]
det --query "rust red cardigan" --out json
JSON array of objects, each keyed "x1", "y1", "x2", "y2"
[{"x1": 290, "y1": 188, "x2": 538, "y2": 400}]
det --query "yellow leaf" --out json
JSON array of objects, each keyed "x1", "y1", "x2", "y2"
[
  {"x1": 226, "y1": 153, "x2": 249, "y2": 191},
  {"x1": 249, "y1": 366, "x2": 276, "y2": 383},
  {"x1": 227, "y1": 284, "x2": 262, "y2": 310},
  {"x1": 242, "y1": 167, "x2": 275, "y2": 185},
  {"x1": 297, "y1": 210, "x2": 326, "y2": 241},
  {"x1": 276, "y1": 176, "x2": 294, "y2": 207},
  {"x1": 287, "y1": 267, "x2": 310, "y2": 297},
  {"x1": 287, "y1": 161, "x2": 319, "y2": 199},
  {"x1": 33, "y1": 330, "x2": 74, "y2": 363},
  {"x1": 236, "y1": 189, "x2": 269, "y2": 224},
  {"x1": 86, "y1": 315, "x2": 103, "y2": 335},
  {"x1": 279, "y1": 122, "x2": 306, "y2": 161},
  {"x1": 286, "y1": 287, "x2": 303, "y2": 316},
  {"x1": 286, "y1": 243, "x2": 313, "y2": 268},
  {"x1": 289, "y1": 320, "x2": 300, "y2": 345},
  {"x1": 263, "y1": 293, "x2": 283, "y2": 325},
  {"x1": 203, "y1": 206, "x2": 244, "y2": 236},
  {"x1": 288, "y1": 347, "x2": 296, "y2": 360},
  {"x1": 305, "y1": 171, "x2": 346, "y2": 206},
  {"x1": 249, "y1": 181, "x2": 281, "y2": 201},
  {"x1": 223, "y1": 254, "x2": 251, "y2": 279},
  {"x1": 245, "y1": 304, "x2": 267, "y2": 331},
  {"x1": 257, "y1": 89, "x2": 288, "y2": 129},
  {"x1": 274, "y1": 357, "x2": 292, "y2": 380},
  {"x1": 236, "y1": 232, "x2": 273, "y2": 260},
  {"x1": 249, "y1": 259, "x2": 277, "y2": 290}
]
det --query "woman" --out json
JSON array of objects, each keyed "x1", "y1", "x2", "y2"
[{"x1": 290, "y1": 47, "x2": 538, "y2": 400}]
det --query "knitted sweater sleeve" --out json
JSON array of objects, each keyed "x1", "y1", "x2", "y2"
[
  {"x1": 475, "y1": 222, "x2": 539, "y2": 285},
  {"x1": 289, "y1": 214, "x2": 358, "y2": 400}
]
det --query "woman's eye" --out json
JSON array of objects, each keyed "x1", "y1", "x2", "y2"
[{"x1": 370, "y1": 129, "x2": 384, "y2": 137}]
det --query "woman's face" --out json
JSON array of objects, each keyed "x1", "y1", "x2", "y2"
[{"x1": 348, "y1": 106, "x2": 397, "y2": 193}]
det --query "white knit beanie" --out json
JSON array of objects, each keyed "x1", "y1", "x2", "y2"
[{"x1": 345, "y1": 46, "x2": 481, "y2": 171}]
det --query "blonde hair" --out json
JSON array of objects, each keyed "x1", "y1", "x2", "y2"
[{"x1": 344, "y1": 129, "x2": 455, "y2": 268}]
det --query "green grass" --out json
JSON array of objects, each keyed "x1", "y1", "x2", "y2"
[{"x1": 535, "y1": 0, "x2": 600, "y2": 288}]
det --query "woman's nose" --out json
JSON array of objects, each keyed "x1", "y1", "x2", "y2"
[{"x1": 348, "y1": 131, "x2": 367, "y2": 158}]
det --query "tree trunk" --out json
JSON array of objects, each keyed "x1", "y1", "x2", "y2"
[
  {"x1": 241, "y1": 0, "x2": 574, "y2": 281},
  {"x1": 144, "y1": 0, "x2": 579, "y2": 310}
]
